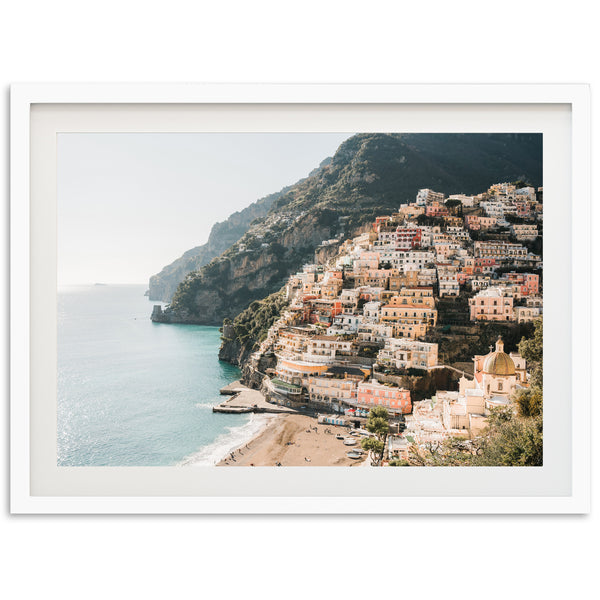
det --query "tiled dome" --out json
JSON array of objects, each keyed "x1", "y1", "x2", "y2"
[{"x1": 483, "y1": 337, "x2": 515, "y2": 375}]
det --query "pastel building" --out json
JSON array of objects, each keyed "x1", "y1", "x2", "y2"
[
  {"x1": 273, "y1": 357, "x2": 329, "y2": 394},
  {"x1": 425, "y1": 202, "x2": 449, "y2": 217},
  {"x1": 305, "y1": 298, "x2": 342, "y2": 326},
  {"x1": 438, "y1": 272, "x2": 460, "y2": 297},
  {"x1": 397, "y1": 204, "x2": 425, "y2": 219},
  {"x1": 473, "y1": 241, "x2": 528, "y2": 261},
  {"x1": 515, "y1": 305, "x2": 543, "y2": 323},
  {"x1": 417, "y1": 268, "x2": 437, "y2": 287},
  {"x1": 353, "y1": 251, "x2": 380, "y2": 273},
  {"x1": 438, "y1": 337, "x2": 529, "y2": 437},
  {"x1": 303, "y1": 335, "x2": 354, "y2": 363},
  {"x1": 469, "y1": 286, "x2": 515, "y2": 321},
  {"x1": 377, "y1": 338, "x2": 438, "y2": 370},
  {"x1": 381, "y1": 288, "x2": 438, "y2": 337},
  {"x1": 328, "y1": 313, "x2": 362, "y2": 335},
  {"x1": 357, "y1": 322, "x2": 394, "y2": 343},
  {"x1": 416, "y1": 188, "x2": 445, "y2": 206},
  {"x1": 510, "y1": 223, "x2": 539, "y2": 241},
  {"x1": 362, "y1": 301, "x2": 382, "y2": 323},
  {"x1": 464, "y1": 215, "x2": 498, "y2": 231},
  {"x1": 357, "y1": 380, "x2": 412, "y2": 414},
  {"x1": 497, "y1": 272, "x2": 539, "y2": 297},
  {"x1": 308, "y1": 375, "x2": 359, "y2": 408},
  {"x1": 471, "y1": 337, "x2": 528, "y2": 399}
]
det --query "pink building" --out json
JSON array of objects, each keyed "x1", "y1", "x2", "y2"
[
  {"x1": 498, "y1": 272, "x2": 539, "y2": 297},
  {"x1": 425, "y1": 202, "x2": 449, "y2": 217},
  {"x1": 469, "y1": 287, "x2": 515, "y2": 321},
  {"x1": 357, "y1": 381, "x2": 412, "y2": 414},
  {"x1": 465, "y1": 215, "x2": 497, "y2": 231}
]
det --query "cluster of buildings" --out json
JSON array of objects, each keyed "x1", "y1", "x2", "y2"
[
  {"x1": 251, "y1": 183, "x2": 541, "y2": 453},
  {"x1": 395, "y1": 338, "x2": 530, "y2": 460}
]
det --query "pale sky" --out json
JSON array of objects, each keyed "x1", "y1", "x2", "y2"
[{"x1": 57, "y1": 132, "x2": 353, "y2": 285}]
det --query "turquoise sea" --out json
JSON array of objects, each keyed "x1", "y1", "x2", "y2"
[{"x1": 57, "y1": 284, "x2": 267, "y2": 466}]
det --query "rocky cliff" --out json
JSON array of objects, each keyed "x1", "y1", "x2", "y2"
[
  {"x1": 148, "y1": 187, "x2": 288, "y2": 301},
  {"x1": 153, "y1": 133, "x2": 542, "y2": 331}
]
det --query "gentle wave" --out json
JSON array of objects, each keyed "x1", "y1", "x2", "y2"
[{"x1": 179, "y1": 413, "x2": 276, "y2": 466}]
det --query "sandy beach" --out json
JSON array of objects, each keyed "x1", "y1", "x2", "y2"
[{"x1": 217, "y1": 414, "x2": 368, "y2": 467}]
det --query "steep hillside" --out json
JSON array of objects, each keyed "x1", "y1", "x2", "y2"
[
  {"x1": 148, "y1": 188, "x2": 285, "y2": 301},
  {"x1": 154, "y1": 133, "x2": 542, "y2": 326}
]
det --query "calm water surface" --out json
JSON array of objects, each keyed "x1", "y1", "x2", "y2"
[{"x1": 57, "y1": 284, "x2": 263, "y2": 466}]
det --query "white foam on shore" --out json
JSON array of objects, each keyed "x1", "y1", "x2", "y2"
[{"x1": 179, "y1": 413, "x2": 277, "y2": 466}]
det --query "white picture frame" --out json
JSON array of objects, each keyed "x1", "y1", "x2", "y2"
[{"x1": 10, "y1": 83, "x2": 591, "y2": 514}]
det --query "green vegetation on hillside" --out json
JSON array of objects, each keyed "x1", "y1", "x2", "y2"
[{"x1": 222, "y1": 288, "x2": 289, "y2": 352}]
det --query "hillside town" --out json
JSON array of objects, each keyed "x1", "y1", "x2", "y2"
[{"x1": 247, "y1": 182, "x2": 543, "y2": 463}]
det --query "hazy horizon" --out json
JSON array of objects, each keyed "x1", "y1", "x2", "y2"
[{"x1": 58, "y1": 132, "x2": 353, "y2": 286}]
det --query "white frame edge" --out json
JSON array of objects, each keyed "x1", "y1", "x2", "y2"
[{"x1": 10, "y1": 83, "x2": 591, "y2": 514}]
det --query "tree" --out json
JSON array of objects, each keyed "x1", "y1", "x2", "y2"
[
  {"x1": 361, "y1": 437, "x2": 384, "y2": 460},
  {"x1": 475, "y1": 411, "x2": 543, "y2": 466},
  {"x1": 445, "y1": 199, "x2": 461, "y2": 209},
  {"x1": 514, "y1": 387, "x2": 543, "y2": 418},
  {"x1": 518, "y1": 316, "x2": 543, "y2": 391},
  {"x1": 361, "y1": 406, "x2": 390, "y2": 465},
  {"x1": 408, "y1": 437, "x2": 480, "y2": 466}
]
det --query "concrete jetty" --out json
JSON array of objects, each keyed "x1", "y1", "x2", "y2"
[{"x1": 215, "y1": 381, "x2": 297, "y2": 414}]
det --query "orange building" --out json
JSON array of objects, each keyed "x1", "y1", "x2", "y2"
[{"x1": 357, "y1": 381, "x2": 412, "y2": 414}]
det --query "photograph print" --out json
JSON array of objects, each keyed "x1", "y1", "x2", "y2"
[{"x1": 58, "y1": 132, "x2": 543, "y2": 468}]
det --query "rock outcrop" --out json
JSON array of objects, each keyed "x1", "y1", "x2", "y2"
[{"x1": 148, "y1": 187, "x2": 287, "y2": 301}]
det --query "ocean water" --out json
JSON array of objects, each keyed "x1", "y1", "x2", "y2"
[{"x1": 57, "y1": 284, "x2": 265, "y2": 466}]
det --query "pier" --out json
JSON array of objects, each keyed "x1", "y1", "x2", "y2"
[{"x1": 214, "y1": 381, "x2": 297, "y2": 414}]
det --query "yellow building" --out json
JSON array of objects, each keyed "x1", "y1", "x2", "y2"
[{"x1": 380, "y1": 287, "x2": 437, "y2": 339}]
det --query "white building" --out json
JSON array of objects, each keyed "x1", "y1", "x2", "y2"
[
  {"x1": 438, "y1": 272, "x2": 460, "y2": 297},
  {"x1": 377, "y1": 338, "x2": 438, "y2": 370},
  {"x1": 416, "y1": 188, "x2": 445, "y2": 206}
]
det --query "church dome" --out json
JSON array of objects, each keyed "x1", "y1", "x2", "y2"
[{"x1": 483, "y1": 337, "x2": 516, "y2": 375}]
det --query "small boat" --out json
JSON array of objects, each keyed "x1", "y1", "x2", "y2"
[
  {"x1": 343, "y1": 438, "x2": 357, "y2": 446},
  {"x1": 336, "y1": 434, "x2": 345, "y2": 440},
  {"x1": 346, "y1": 451, "x2": 363, "y2": 459}
]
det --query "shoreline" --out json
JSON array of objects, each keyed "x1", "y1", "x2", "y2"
[
  {"x1": 179, "y1": 411, "x2": 279, "y2": 467},
  {"x1": 217, "y1": 413, "x2": 368, "y2": 467}
]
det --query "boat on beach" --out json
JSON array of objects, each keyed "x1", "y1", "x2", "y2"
[{"x1": 343, "y1": 438, "x2": 357, "y2": 446}]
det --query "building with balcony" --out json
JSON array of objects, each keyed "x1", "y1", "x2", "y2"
[
  {"x1": 425, "y1": 201, "x2": 449, "y2": 217},
  {"x1": 377, "y1": 338, "x2": 438, "y2": 370},
  {"x1": 357, "y1": 380, "x2": 412, "y2": 414},
  {"x1": 469, "y1": 286, "x2": 515, "y2": 321},
  {"x1": 464, "y1": 215, "x2": 498, "y2": 231},
  {"x1": 416, "y1": 188, "x2": 445, "y2": 206},
  {"x1": 510, "y1": 223, "x2": 539, "y2": 241}
]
